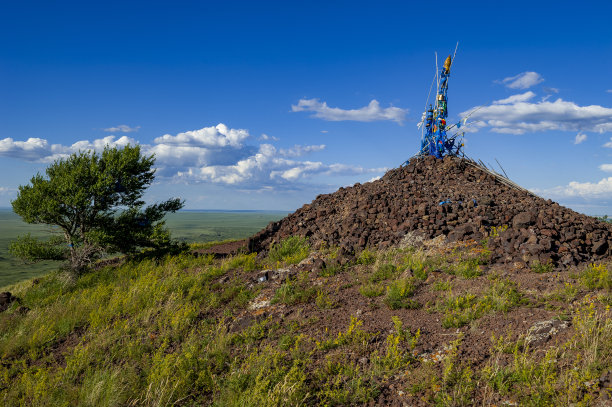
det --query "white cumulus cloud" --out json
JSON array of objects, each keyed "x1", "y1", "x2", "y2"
[
  {"x1": 599, "y1": 164, "x2": 612, "y2": 172},
  {"x1": 154, "y1": 124, "x2": 249, "y2": 148},
  {"x1": 574, "y1": 132, "x2": 587, "y2": 144},
  {"x1": 259, "y1": 133, "x2": 279, "y2": 141},
  {"x1": 543, "y1": 177, "x2": 612, "y2": 198},
  {"x1": 104, "y1": 125, "x2": 140, "y2": 133},
  {"x1": 498, "y1": 72, "x2": 544, "y2": 89},
  {"x1": 291, "y1": 98, "x2": 408, "y2": 124},
  {"x1": 463, "y1": 96, "x2": 612, "y2": 135},
  {"x1": 0, "y1": 124, "x2": 382, "y2": 189},
  {"x1": 492, "y1": 91, "x2": 536, "y2": 105},
  {"x1": 0, "y1": 135, "x2": 136, "y2": 162},
  {"x1": 279, "y1": 144, "x2": 326, "y2": 157}
]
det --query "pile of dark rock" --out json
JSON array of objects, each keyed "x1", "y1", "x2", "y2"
[
  {"x1": 249, "y1": 156, "x2": 611, "y2": 267},
  {"x1": 0, "y1": 292, "x2": 17, "y2": 312}
]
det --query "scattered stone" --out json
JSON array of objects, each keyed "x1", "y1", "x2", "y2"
[
  {"x1": 0, "y1": 292, "x2": 17, "y2": 312},
  {"x1": 525, "y1": 319, "x2": 570, "y2": 347}
]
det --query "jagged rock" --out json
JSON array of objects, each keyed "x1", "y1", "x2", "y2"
[{"x1": 593, "y1": 240, "x2": 609, "y2": 255}]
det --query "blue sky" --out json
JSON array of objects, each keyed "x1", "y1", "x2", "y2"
[{"x1": 1, "y1": 1, "x2": 612, "y2": 213}]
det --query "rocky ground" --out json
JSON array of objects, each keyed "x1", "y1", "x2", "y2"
[{"x1": 238, "y1": 156, "x2": 612, "y2": 405}]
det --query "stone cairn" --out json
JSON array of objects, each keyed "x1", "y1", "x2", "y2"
[{"x1": 249, "y1": 156, "x2": 611, "y2": 268}]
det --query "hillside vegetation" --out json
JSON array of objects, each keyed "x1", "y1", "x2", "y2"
[{"x1": 1, "y1": 236, "x2": 611, "y2": 406}]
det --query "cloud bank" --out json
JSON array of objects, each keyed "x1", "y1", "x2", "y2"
[
  {"x1": 463, "y1": 91, "x2": 612, "y2": 135},
  {"x1": 539, "y1": 178, "x2": 612, "y2": 199},
  {"x1": 0, "y1": 124, "x2": 383, "y2": 189},
  {"x1": 292, "y1": 98, "x2": 408, "y2": 124}
]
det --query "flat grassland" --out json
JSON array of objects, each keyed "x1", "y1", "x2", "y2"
[{"x1": 0, "y1": 209, "x2": 286, "y2": 288}]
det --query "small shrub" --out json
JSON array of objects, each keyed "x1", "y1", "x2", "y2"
[
  {"x1": 371, "y1": 317, "x2": 419, "y2": 376},
  {"x1": 271, "y1": 275, "x2": 315, "y2": 305},
  {"x1": 316, "y1": 316, "x2": 372, "y2": 351},
  {"x1": 357, "y1": 248, "x2": 376, "y2": 265},
  {"x1": 359, "y1": 283, "x2": 385, "y2": 298},
  {"x1": 441, "y1": 293, "x2": 482, "y2": 328},
  {"x1": 440, "y1": 280, "x2": 524, "y2": 328},
  {"x1": 316, "y1": 289, "x2": 337, "y2": 309},
  {"x1": 268, "y1": 236, "x2": 310, "y2": 265},
  {"x1": 452, "y1": 258, "x2": 482, "y2": 279},
  {"x1": 530, "y1": 259, "x2": 554, "y2": 274},
  {"x1": 319, "y1": 263, "x2": 342, "y2": 277},
  {"x1": 384, "y1": 278, "x2": 420, "y2": 310},
  {"x1": 225, "y1": 253, "x2": 258, "y2": 272},
  {"x1": 581, "y1": 263, "x2": 611, "y2": 290},
  {"x1": 369, "y1": 263, "x2": 396, "y2": 283},
  {"x1": 490, "y1": 225, "x2": 508, "y2": 237},
  {"x1": 433, "y1": 280, "x2": 452, "y2": 291}
]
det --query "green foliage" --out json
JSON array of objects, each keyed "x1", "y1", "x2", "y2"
[
  {"x1": 316, "y1": 316, "x2": 372, "y2": 351},
  {"x1": 447, "y1": 258, "x2": 483, "y2": 279},
  {"x1": 483, "y1": 303, "x2": 612, "y2": 405},
  {"x1": 271, "y1": 274, "x2": 315, "y2": 305},
  {"x1": 440, "y1": 280, "x2": 524, "y2": 328},
  {"x1": 315, "y1": 289, "x2": 337, "y2": 309},
  {"x1": 10, "y1": 145, "x2": 184, "y2": 273},
  {"x1": 581, "y1": 263, "x2": 611, "y2": 290},
  {"x1": 390, "y1": 315, "x2": 420, "y2": 350},
  {"x1": 226, "y1": 253, "x2": 259, "y2": 272},
  {"x1": 490, "y1": 224, "x2": 508, "y2": 237},
  {"x1": 315, "y1": 358, "x2": 380, "y2": 405},
  {"x1": 268, "y1": 236, "x2": 310, "y2": 265},
  {"x1": 319, "y1": 263, "x2": 342, "y2": 277},
  {"x1": 356, "y1": 248, "x2": 376, "y2": 265},
  {"x1": 9, "y1": 233, "x2": 67, "y2": 262},
  {"x1": 433, "y1": 280, "x2": 452, "y2": 291},
  {"x1": 530, "y1": 259, "x2": 554, "y2": 273},
  {"x1": 369, "y1": 263, "x2": 397, "y2": 283},
  {"x1": 359, "y1": 282, "x2": 385, "y2": 298},
  {"x1": 384, "y1": 278, "x2": 420, "y2": 310},
  {"x1": 2, "y1": 241, "x2": 610, "y2": 406},
  {"x1": 435, "y1": 335, "x2": 475, "y2": 406}
]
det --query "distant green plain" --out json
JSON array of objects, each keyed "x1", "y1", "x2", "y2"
[{"x1": 0, "y1": 209, "x2": 287, "y2": 288}]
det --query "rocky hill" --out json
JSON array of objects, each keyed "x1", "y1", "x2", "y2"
[
  {"x1": 2, "y1": 156, "x2": 611, "y2": 406},
  {"x1": 250, "y1": 155, "x2": 612, "y2": 268}
]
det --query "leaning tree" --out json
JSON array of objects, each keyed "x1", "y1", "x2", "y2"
[{"x1": 10, "y1": 145, "x2": 184, "y2": 273}]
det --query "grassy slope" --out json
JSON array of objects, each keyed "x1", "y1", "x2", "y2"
[
  {"x1": 0, "y1": 238, "x2": 611, "y2": 406},
  {"x1": 0, "y1": 210, "x2": 287, "y2": 288}
]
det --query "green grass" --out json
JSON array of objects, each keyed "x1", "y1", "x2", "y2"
[
  {"x1": 271, "y1": 273, "x2": 316, "y2": 305},
  {"x1": 268, "y1": 236, "x2": 310, "y2": 265},
  {"x1": 580, "y1": 262, "x2": 611, "y2": 290},
  {"x1": 530, "y1": 259, "x2": 554, "y2": 273},
  {"x1": 440, "y1": 279, "x2": 525, "y2": 328},
  {"x1": 0, "y1": 210, "x2": 286, "y2": 288},
  {"x1": 0, "y1": 235, "x2": 609, "y2": 406},
  {"x1": 359, "y1": 282, "x2": 385, "y2": 298},
  {"x1": 384, "y1": 278, "x2": 420, "y2": 310},
  {"x1": 482, "y1": 303, "x2": 612, "y2": 405}
]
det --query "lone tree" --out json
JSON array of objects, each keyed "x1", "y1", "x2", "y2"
[{"x1": 10, "y1": 145, "x2": 184, "y2": 273}]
